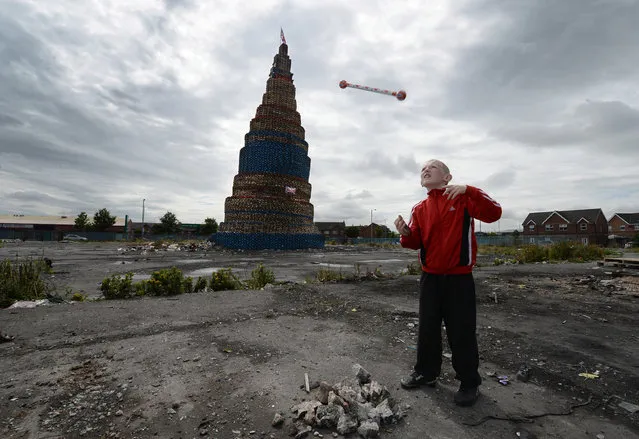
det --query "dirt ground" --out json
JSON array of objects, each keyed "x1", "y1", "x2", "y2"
[{"x1": 1, "y1": 241, "x2": 638, "y2": 439}]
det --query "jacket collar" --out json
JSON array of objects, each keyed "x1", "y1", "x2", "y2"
[{"x1": 426, "y1": 187, "x2": 446, "y2": 196}]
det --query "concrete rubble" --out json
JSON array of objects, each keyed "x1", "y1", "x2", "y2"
[{"x1": 284, "y1": 364, "x2": 408, "y2": 438}]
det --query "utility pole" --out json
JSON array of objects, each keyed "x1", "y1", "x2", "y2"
[{"x1": 142, "y1": 199, "x2": 146, "y2": 238}]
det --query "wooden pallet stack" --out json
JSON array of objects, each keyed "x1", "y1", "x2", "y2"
[{"x1": 216, "y1": 42, "x2": 324, "y2": 250}]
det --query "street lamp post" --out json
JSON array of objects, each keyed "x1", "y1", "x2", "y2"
[
  {"x1": 142, "y1": 199, "x2": 146, "y2": 238},
  {"x1": 370, "y1": 209, "x2": 376, "y2": 240}
]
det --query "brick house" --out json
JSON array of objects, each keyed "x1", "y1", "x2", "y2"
[
  {"x1": 608, "y1": 213, "x2": 639, "y2": 244},
  {"x1": 522, "y1": 209, "x2": 608, "y2": 246},
  {"x1": 315, "y1": 222, "x2": 346, "y2": 243},
  {"x1": 359, "y1": 223, "x2": 392, "y2": 240}
]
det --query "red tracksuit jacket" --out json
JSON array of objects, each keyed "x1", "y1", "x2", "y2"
[{"x1": 400, "y1": 185, "x2": 502, "y2": 274}]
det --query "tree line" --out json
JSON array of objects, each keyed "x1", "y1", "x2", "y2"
[{"x1": 73, "y1": 209, "x2": 218, "y2": 236}]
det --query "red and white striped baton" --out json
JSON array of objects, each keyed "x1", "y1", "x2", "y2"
[{"x1": 339, "y1": 80, "x2": 407, "y2": 101}]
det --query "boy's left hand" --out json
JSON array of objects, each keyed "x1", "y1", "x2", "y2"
[{"x1": 443, "y1": 185, "x2": 467, "y2": 199}]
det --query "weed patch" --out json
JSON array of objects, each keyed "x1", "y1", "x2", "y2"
[
  {"x1": 0, "y1": 258, "x2": 51, "y2": 308},
  {"x1": 405, "y1": 262, "x2": 421, "y2": 275},
  {"x1": 246, "y1": 263, "x2": 276, "y2": 289},
  {"x1": 71, "y1": 292, "x2": 87, "y2": 302},
  {"x1": 100, "y1": 273, "x2": 135, "y2": 300},
  {"x1": 209, "y1": 268, "x2": 243, "y2": 291},
  {"x1": 316, "y1": 268, "x2": 346, "y2": 282},
  {"x1": 480, "y1": 243, "x2": 605, "y2": 264},
  {"x1": 144, "y1": 267, "x2": 190, "y2": 296}
]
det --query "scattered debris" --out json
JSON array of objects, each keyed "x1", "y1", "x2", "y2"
[
  {"x1": 572, "y1": 275, "x2": 639, "y2": 297},
  {"x1": 497, "y1": 375, "x2": 509, "y2": 385},
  {"x1": 118, "y1": 241, "x2": 215, "y2": 254},
  {"x1": 8, "y1": 299, "x2": 52, "y2": 309},
  {"x1": 578, "y1": 371, "x2": 600, "y2": 380},
  {"x1": 517, "y1": 364, "x2": 532, "y2": 382},
  {"x1": 618, "y1": 401, "x2": 639, "y2": 414},
  {"x1": 516, "y1": 428, "x2": 537, "y2": 439},
  {"x1": 272, "y1": 412, "x2": 285, "y2": 427},
  {"x1": 0, "y1": 332, "x2": 14, "y2": 343}
]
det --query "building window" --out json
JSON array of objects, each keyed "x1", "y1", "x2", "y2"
[
  {"x1": 559, "y1": 224, "x2": 567, "y2": 231},
  {"x1": 580, "y1": 222, "x2": 587, "y2": 231},
  {"x1": 528, "y1": 224, "x2": 535, "y2": 231},
  {"x1": 620, "y1": 225, "x2": 625, "y2": 231},
  {"x1": 545, "y1": 224, "x2": 553, "y2": 231}
]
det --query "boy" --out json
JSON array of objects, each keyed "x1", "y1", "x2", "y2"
[{"x1": 394, "y1": 159, "x2": 502, "y2": 406}]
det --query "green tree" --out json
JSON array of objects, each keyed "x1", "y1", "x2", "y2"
[
  {"x1": 201, "y1": 217, "x2": 218, "y2": 235},
  {"x1": 159, "y1": 211, "x2": 180, "y2": 235},
  {"x1": 74, "y1": 212, "x2": 91, "y2": 230},
  {"x1": 93, "y1": 208, "x2": 116, "y2": 231},
  {"x1": 345, "y1": 226, "x2": 360, "y2": 238}
]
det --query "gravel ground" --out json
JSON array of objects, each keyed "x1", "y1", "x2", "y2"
[{"x1": 1, "y1": 241, "x2": 638, "y2": 439}]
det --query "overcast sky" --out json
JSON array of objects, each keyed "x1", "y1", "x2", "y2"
[{"x1": 1, "y1": 0, "x2": 638, "y2": 231}]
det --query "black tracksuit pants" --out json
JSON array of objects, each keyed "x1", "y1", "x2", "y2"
[{"x1": 414, "y1": 271, "x2": 482, "y2": 388}]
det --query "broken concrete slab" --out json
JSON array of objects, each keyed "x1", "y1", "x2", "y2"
[{"x1": 352, "y1": 363, "x2": 371, "y2": 385}]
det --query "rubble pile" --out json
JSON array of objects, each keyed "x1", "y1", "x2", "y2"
[{"x1": 280, "y1": 364, "x2": 408, "y2": 438}]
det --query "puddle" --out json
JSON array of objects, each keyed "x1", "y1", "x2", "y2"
[
  {"x1": 357, "y1": 259, "x2": 404, "y2": 263},
  {"x1": 315, "y1": 263, "x2": 352, "y2": 269},
  {"x1": 188, "y1": 267, "x2": 225, "y2": 276},
  {"x1": 175, "y1": 259, "x2": 212, "y2": 264}
]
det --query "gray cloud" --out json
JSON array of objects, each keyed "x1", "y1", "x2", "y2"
[
  {"x1": 346, "y1": 190, "x2": 373, "y2": 200},
  {"x1": 441, "y1": 0, "x2": 639, "y2": 120},
  {"x1": 492, "y1": 100, "x2": 639, "y2": 151},
  {"x1": 481, "y1": 169, "x2": 517, "y2": 189},
  {"x1": 0, "y1": 0, "x2": 637, "y2": 232},
  {"x1": 0, "y1": 113, "x2": 24, "y2": 127}
]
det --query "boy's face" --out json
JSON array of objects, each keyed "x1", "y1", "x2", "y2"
[{"x1": 421, "y1": 160, "x2": 451, "y2": 189}]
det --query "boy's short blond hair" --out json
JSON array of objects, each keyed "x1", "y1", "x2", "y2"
[{"x1": 426, "y1": 159, "x2": 450, "y2": 175}]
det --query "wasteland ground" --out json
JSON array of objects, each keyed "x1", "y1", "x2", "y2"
[{"x1": 1, "y1": 241, "x2": 638, "y2": 439}]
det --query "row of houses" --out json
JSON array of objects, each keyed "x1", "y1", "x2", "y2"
[
  {"x1": 522, "y1": 209, "x2": 638, "y2": 246},
  {"x1": 317, "y1": 209, "x2": 639, "y2": 247},
  {"x1": 1, "y1": 209, "x2": 637, "y2": 246}
]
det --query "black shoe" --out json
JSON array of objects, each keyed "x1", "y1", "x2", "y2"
[
  {"x1": 400, "y1": 372, "x2": 437, "y2": 389},
  {"x1": 454, "y1": 386, "x2": 479, "y2": 406}
]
